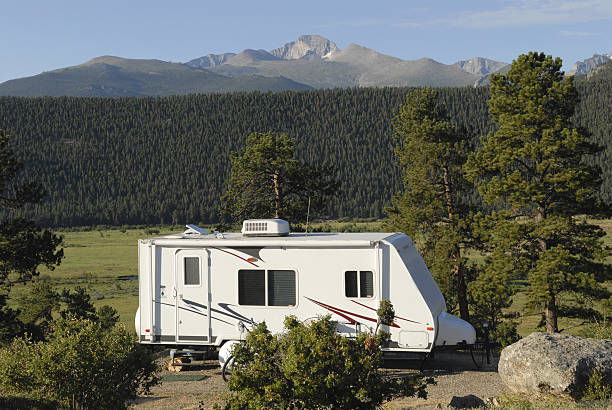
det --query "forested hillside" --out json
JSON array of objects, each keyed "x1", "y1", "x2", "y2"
[{"x1": 0, "y1": 78, "x2": 609, "y2": 227}]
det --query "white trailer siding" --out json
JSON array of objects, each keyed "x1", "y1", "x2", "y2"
[{"x1": 211, "y1": 246, "x2": 379, "y2": 344}]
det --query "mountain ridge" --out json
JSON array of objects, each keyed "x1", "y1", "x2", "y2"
[
  {"x1": 2, "y1": 34, "x2": 607, "y2": 97},
  {"x1": 568, "y1": 53, "x2": 612, "y2": 76},
  {"x1": 0, "y1": 56, "x2": 312, "y2": 97}
]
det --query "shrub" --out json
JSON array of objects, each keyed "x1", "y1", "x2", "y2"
[
  {"x1": 489, "y1": 321, "x2": 521, "y2": 349},
  {"x1": 96, "y1": 305, "x2": 120, "y2": 330},
  {"x1": 224, "y1": 310, "x2": 432, "y2": 409},
  {"x1": 0, "y1": 317, "x2": 159, "y2": 409},
  {"x1": 580, "y1": 320, "x2": 612, "y2": 340},
  {"x1": 581, "y1": 371, "x2": 612, "y2": 402},
  {"x1": 0, "y1": 304, "x2": 25, "y2": 345}
]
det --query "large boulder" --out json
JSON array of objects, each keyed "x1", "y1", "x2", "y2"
[{"x1": 498, "y1": 332, "x2": 612, "y2": 398}]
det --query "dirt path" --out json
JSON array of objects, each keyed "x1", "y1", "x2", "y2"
[{"x1": 132, "y1": 351, "x2": 505, "y2": 409}]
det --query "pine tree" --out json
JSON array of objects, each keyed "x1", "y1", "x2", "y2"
[
  {"x1": 220, "y1": 131, "x2": 338, "y2": 224},
  {"x1": 465, "y1": 52, "x2": 611, "y2": 333},
  {"x1": 384, "y1": 88, "x2": 475, "y2": 321},
  {"x1": 0, "y1": 128, "x2": 63, "y2": 342},
  {"x1": 0, "y1": 129, "x2": 63, "y2": 288}
]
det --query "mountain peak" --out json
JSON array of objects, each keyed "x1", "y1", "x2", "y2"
[
  {"x1": 81, "y1": 56, "x2": 128, "y2": 66},
  {"x1": 185, "y1": 53, "x2": 236, "y2": 69},
  {"x1": 568, "y1": 53, "x2": 612, "y2": 76},
  {"x1": 270, "y1": 34, "x2": 340, "y2": 60},
  {"x1": 453, "y1": 57, "x2": 508, "y2": 76}
]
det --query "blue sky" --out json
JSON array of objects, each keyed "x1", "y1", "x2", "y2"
[{"x1": 1, "y1": 0, "x2": 611, "y2": 83}]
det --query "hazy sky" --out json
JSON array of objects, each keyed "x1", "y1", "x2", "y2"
[{"x1": 1, "y1": 0, "x2": 611, "y2": 83}]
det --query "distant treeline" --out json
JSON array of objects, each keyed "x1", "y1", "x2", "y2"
[{"x1": 0, "y1": 77, "x2": 610, "y2": 227}]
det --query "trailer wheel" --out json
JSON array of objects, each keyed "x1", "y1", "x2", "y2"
[{"x1": 221, "y1": 355, "x2": 234, "y2": 382}]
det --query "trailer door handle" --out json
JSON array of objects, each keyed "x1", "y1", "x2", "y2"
[{"x1": 173, "y1": 287, "x2": 177, "y2": 298}]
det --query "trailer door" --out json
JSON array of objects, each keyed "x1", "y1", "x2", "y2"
[{"x1": 175, "y1": 249, "x2": 211, "y2": 344}]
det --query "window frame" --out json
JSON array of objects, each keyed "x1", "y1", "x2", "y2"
[
  {"x1": 237, "y1": 268, "x2": 298, "y2": 308},
  {"x1": 344, "y1": 269, "x2": 376, "y2": 299}
]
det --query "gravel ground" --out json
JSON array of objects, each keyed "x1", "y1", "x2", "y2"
[{"x1": 132, "y1": 350, "x2": 504, "y2": 409}]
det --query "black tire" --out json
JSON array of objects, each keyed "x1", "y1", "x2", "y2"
[{"x1": 221, "y1": 354, "x2": 234, "y2": 382}]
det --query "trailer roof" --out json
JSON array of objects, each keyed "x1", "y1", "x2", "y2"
[{"x1": 144, "y1": 232, "x2": 401, "y2": 248}]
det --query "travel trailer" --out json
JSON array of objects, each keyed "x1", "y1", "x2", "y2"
[{"x1": 135, "y1": 219, "x2": 476, "y2": 357}]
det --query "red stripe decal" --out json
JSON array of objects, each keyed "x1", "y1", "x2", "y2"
[
  {"x1": 350, "y1": 300, "x2": 422, "y2": 325},
  {"x1": 212, "y1": 247, "x2": 259, "y2": 267},
  {"x1": 305, "y1": 297, "x2": 399, "y2": 328},
  {"x1": 305, "y1": 297, "x2": 357, "y2": 324}
]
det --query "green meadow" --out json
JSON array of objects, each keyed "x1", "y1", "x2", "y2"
[
  {"x1": 10, "y1": 227, "x2": 179, "y2": 333},
  {"x1": 10, "y1": 219, "x2": 611, "y2": 336}
]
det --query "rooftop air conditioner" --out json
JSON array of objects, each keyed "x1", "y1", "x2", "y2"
[{"x1": 241, "y1": 219, "x2": 290, "y2": 237}]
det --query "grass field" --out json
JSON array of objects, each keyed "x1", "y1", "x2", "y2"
[
  {"x1": 10, "y1": 227, "x2": 181, "y2": 333},
  {"x1": 8, "y1": 219, "x2": 611, "y2": 336}
]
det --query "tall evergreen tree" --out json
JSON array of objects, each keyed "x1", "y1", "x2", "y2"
[
  {"x1": 0, "y1": 129, "x2": 63, "y2": 286},
  {"x1": 465, "y1": 52, "x2": 611, "y2": 333},
  {"x1": 0, "y1": 128, "x2": 63, "y2": 342},
  {"x1": 220, "y1": 131, "x2": 338, "y2": 224},
  {"x1": 384, "y1": 88, "x2": 475, "y2": 321}
]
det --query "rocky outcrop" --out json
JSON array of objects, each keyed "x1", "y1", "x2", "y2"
[
  {"x1": 453, "y1": 57, "x2": 508, "y2": 76},
  {"x1": 184, "y1": 53, "x2": 236, "y2": 69},
  {"x1": 568, "y1": 53, "x2": 612, "y2": 76},
  {"x1": 498, "y1": 332, "x2": 612, "y2": 398},
  {"x1": 270, "y1": 35, "x2": 340, "y2": 60}
]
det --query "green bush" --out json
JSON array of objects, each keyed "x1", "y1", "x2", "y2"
[
  {"x1": 0, "y1": 317, "x2": 159, "y2": 409},
  {"x1": 224, "y1": 312, "x2": 432, "y2": 409},
  {"x1": 580, "y1": 320, "x2": 612, "y2": 340},
  {"x1": 489, "y1": 321, "x2": 521, "y2": 349},
  {"x1": 581, "y1": 371, "x2": 612, "y2": 402}
]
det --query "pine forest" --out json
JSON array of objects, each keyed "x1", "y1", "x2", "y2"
[{"x1": 0, "y1": 71, "x2": 610, "y2": 228}]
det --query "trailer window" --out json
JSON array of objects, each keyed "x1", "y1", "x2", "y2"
[
  {"x1": 345, "y1": 270, "x2": 374, "y2": 298},
  {"x1": 345, "y1": 271, "x2": 358, "y2": 297},
  {"x1": 184, "y1": 257, "x2": 200, "y2": 285},
  {"x1": 238, "y1": 270, "x2": 265, "y2": 305},
  {"x1": 360, "y1": 271, "x2": 374, "y2": 297},
  {"x1": 268, "y1": 270, "x2": 296, "y2": 306},
  {"x1": 238, "y1": 269, "x2": 296, "y2": 306}
]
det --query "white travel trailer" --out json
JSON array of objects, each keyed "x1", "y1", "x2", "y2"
[{"x1": 135, "y1": 220, "x2": 475, "y2": 355}]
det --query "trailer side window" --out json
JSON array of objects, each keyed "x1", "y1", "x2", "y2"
[
  {"x1": 238, "y1": 269, "x2": 297, "y2": 307},
  {"x1": 345, "y1": 271, "x2": 358, "y2": 297},
  {"x1": 184, "y1": 257, "x2": 200, "y2": 286},
  {"x1": 268, "y1": 270, "x2": 296, "y2": 306},
  {"x1": 345, "y1": 270, "x2": 374, "y2": 298},
  {"x1": 360, "y1": 271, "x2": 374, "y2": 298},
  {"x1": 238, "y1": 270, "x2": 265, "y2": 305}
]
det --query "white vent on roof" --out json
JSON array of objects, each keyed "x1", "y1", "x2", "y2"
[{"x1": 242, "y1": 219, "x2": 290, "y2": 237}]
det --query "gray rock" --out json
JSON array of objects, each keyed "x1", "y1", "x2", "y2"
[
  {"x1": 270, "y1": 34, "x2": 340, "y2": 60},
  {"x1": 453, "y1": 57, "x2": 508, "y2": 76},
  {"x1": 498, "y1": 332, "x2": 612, "y2": 398},
  {"x1": 447, "y1": 394, "x2": 485, "y2": 408},
  {"x1": 568, "y1": 53, "x2": 612, "y2": 76}
]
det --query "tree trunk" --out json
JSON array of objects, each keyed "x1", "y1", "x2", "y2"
[
  {"x1": 536, "y1": 206, "x2": 558, "y2": 333},
  {"x1": 545, "y1": 295, "x2": 558, "y2": 333},
  {"x1": 453, "y1": 257, "x2": 470, "y2": 322},
  {"x1": 442, "y1": 165, "x2": 454, "y2": 222},
  {"x1": 443, "y1": 164, "x2": 469, "y2": 321},
  {"x1": 273, "y1": 170, "x2": 280, "y2": 219}
]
